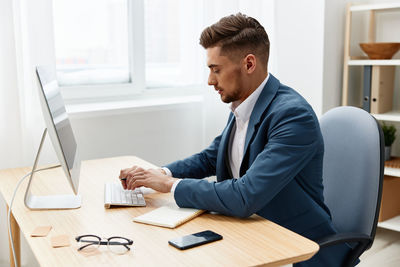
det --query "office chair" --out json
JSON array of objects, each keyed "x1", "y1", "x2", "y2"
[{"x1": 317, "y1": 106, "x2": 384, "y2": 267}]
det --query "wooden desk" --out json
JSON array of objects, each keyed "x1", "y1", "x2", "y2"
[{"x1": 0, "y1": 156, "x2": 319, "y2": 267}]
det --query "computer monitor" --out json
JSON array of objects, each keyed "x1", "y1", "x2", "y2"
[{"x1": 24, "y1": 66, "x2": 81, "y2": 209}]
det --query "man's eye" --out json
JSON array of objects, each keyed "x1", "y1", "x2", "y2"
[{"x1": 213, "y1": 69, "x2": 220, "y2": 74}]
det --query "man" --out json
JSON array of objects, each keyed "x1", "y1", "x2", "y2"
[{"x1": 120, "y1": 13, "x2": 352, "y2": 266}]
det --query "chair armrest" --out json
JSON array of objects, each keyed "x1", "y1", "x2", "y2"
[{"x1": 316, "y1": 233, "x2": 371, "y2": 249}]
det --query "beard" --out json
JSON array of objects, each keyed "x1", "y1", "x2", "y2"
[{"x1": 219, "y1": 87, "x2": 243, "y2": 103}]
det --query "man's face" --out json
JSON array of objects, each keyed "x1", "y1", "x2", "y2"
[{"x1": 207, "y1": 46, "x2": 246, "y2": 103}]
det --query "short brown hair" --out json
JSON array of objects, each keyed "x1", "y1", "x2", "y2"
[{"x1": 200, "y1": 13, "x2": 270, "y2": 69}]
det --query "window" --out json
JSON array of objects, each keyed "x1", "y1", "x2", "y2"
[
  {"x1": 52, "y1": 0, "x2": 204, "y2": 99},
  {"x1": 53, "y1": 0, "x2": 130, "y2": 86}
]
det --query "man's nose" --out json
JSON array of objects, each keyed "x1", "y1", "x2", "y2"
[{"x1": 208, "y1": 75, "x2": 216, "y2": 86}]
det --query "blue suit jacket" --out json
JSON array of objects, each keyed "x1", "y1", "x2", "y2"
[{"x1": 166, "y1": 74, "x2": 350, "y2": 266}]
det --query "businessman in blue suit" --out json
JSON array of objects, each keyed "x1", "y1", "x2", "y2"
[{"x1": 120, "y1": 13, "x2": 352, "y2": 266}]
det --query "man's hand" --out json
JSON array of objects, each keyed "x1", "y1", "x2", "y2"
[
  {"x1": 119, "y1": 165, "x2": 140, "y2": 189},
  {"x1": 119, "y1": 166, "x2": 175, "y2": 193}
]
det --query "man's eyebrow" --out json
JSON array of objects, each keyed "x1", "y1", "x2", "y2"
[{"x1": 208, "y1": 64, "x2": 219, "y2": 68}]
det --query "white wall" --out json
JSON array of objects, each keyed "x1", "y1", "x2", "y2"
[
  {"x1": 69, "y1": 101, "x2": 228, "y2": 166},
  {"x1": 274, "y1": 0, "x2": 325, "y2": 116},
  {"x1": 323, "y1": 0, "x2": 347, "y2": 113}
]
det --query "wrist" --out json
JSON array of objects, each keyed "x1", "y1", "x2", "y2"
[{"x1": 165, "y1": 177, "x2": 176, "y2": 192}]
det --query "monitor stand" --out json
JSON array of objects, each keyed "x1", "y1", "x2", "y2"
[{"x1": 24, "y1": 129, "x2": 81, "y2": 210}]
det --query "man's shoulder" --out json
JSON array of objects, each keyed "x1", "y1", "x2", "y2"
[
  {"x1": 257, "y1": 82, "x2": 319, "y2": 133},
  {"x1": 268, "y1": 84, "x2": 313, "y2": 115},
  {"x1": 260, "y1": 75, "x2": 311, "y2": 111}
]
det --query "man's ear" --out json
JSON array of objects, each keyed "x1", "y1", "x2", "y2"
[{"x1": 244, "y1": 54, "x2": 256, "y2": 74}]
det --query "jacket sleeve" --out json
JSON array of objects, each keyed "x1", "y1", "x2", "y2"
[{"x1": 173, "y1": 105, "x2": 322, "y2": 218}]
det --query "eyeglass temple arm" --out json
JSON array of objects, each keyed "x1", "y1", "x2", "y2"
[
  {"x1": 107, "y1": 241, "x2": 132, "y2": 250},
  {"x1": 77, "y1": 240, "x2": 100, "y2": 251}
]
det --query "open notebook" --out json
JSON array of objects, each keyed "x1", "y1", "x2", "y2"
[{"x1": 133, "y1": 203, "x2": 205, "y2": 228}]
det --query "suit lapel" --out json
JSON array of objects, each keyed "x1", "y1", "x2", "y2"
[
  {"x1": 241, "y1": 75, "x2": 280, "y2": 173},
  {"x1": 217, "y1": 114, "x2": 235, "y2": 181}
]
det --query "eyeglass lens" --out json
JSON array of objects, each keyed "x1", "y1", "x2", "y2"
[
  {"x1": 77, "y1": 235, "x2": 101, "y2": 252},
  {"x1": 107, "y1": 237, "x2": 131, "y2": 254}
]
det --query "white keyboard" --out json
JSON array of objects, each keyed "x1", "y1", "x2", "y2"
[{"x1": 104, "y1": 182, "x2": 146, "y2": 208}]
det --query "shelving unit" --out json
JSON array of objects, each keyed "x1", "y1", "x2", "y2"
[
  {"x1": 342, "y1": 2, "x2": 400, "y2": 105},
  {"x1": 383, "y1": 166, "x2": 400, "y2": 177},
  {"x1": 348, "y1": 59, "x2": 400, "y2": 65},
  {"x1": 378, "y1": 215, "x2": 400, "y2": 232},
  {"x1": 342, "y1": 2, "x2": 400, "y2": 232},
  {"x1": 372, "y1": 111, "x2": 400, "y2": 122}
]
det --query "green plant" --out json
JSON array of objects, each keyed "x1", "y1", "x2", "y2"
[{"x1": 381, "y1": 122, "x2": 397, "y2": 146}]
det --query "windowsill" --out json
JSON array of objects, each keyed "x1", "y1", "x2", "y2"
[{"x1": 65, "y1": 86, "x2": 205, "y2": 119}]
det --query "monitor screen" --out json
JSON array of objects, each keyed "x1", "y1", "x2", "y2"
[{"x1": 36, "y1": 66, "x2": 80, "y2": 194}]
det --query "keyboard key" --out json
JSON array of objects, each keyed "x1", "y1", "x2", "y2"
[{"x1": 104, "y1": 183, "x2": 146, "y2": 207}]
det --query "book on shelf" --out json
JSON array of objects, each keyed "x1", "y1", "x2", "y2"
[
  {"x1": 362, "y1": 65, "x2": 372, "y2": 112},
  {"x1": 362, "y1": 65, "x2": 395, "y2": 114},
  {"x1": 370, "y1": 66, "x2": 395, "y2": 114}
]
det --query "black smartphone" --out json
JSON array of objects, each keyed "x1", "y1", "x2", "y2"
[{"x1": 168, "y1": 230, "x2": 222, "y2": 250}]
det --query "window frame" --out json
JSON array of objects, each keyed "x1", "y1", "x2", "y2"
[
  {"x1": 58, "y1": 0, "x2": 146, "y2": 101},
  {"x1": 56, "y1": 0, "x2": 277, "y2": 105}
]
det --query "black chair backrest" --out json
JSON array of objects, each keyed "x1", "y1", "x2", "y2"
[{"x1": 320, "y1": 106, "x2": 384, "y2": 240}]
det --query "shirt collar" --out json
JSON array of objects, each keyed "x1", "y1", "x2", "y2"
[{"x1": 230, "y1": 73, "x2": 270, "y2": 123}]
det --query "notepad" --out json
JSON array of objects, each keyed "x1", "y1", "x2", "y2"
[
  {"x1": 133, "y1": 203, "x2": 205, "y2": 228},
  {"x1": 31, "y1": 226, "x2": 52, "y2": 237}
]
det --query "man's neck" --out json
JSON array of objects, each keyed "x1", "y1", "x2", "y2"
[{"x1": 240, "y1": 71, "x2": 268, "y2": 102}]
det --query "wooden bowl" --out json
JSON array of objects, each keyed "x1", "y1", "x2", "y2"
[{"x1": 359, "y1": 42, "x2": 400, "y2": 59}]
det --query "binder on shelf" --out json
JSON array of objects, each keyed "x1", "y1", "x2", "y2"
[
  {"x1": 133, "y1": 203, "x2": 205, "y2": 228},
  {"x1": 362, "y1": 65, "x2": 372, "y2": 112},
  {"x1": 370, "y1": 66, "x2": 395, "y2": 114}
]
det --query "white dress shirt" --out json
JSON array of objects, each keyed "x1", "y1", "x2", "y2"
[
  {"x1": 165, "y1": 73, "x2": 270, "y2": 191},
  {"x1": 228, "y1": 74, "x2": 269, "y2": 178}
]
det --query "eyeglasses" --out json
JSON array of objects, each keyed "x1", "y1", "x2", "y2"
[{"x1": 75, "y1": 234, "x2": 133, "y2": 254}]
